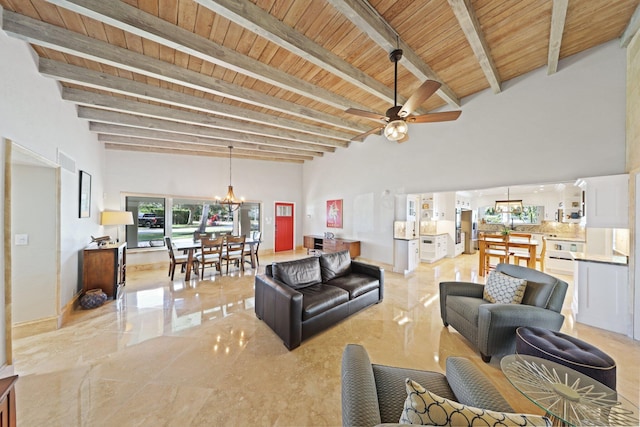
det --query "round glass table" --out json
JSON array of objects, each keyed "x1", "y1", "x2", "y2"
[{"x1": 501, "y1": 354, "x2": 638, "y2": 426}]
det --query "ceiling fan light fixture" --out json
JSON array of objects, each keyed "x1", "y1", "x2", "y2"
[{"x1": 384, "y1": 119, "x2": 408, "y2": 141}]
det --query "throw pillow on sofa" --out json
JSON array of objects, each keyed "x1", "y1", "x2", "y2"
[
  {"x1": 483, "y1": 271, "x2": 527, "y2": 304},
  {"x1": 319, "y1": 250, "x2": 352, "y2": 281},
  {"x1": 272, "y1": 257, "x2": 322, "y2": 289},
  {"x1": 399, "y1": 379, "x2": 551, "y2": 426}
]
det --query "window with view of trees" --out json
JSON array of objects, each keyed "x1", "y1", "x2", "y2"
[
  {"x1": 124, "y1": 195, "x2": 261, "y2": 249},
  {"x1": 480, "y1": 205, "x2": 543, "y2": 225}
]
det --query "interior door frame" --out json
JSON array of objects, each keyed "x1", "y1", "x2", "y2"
[{"x1": 274, "y1": 201, "x2": 295, "y2": 252}]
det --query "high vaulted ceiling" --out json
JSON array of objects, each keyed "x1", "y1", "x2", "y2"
[{"x1": 1, "y1": 0, "x2": 639, "y2": 163}]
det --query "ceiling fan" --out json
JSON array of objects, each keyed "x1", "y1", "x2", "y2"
[{"x1": 345, "y1": 49, "x2": 461, "y2": 143}]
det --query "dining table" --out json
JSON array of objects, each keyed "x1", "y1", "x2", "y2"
[
  {"x1": 477, "y1": 235, "x2": 538, "y2": 276},
  {"x1": 173, "y1": 237, "x2": 261, "y2": 280}
]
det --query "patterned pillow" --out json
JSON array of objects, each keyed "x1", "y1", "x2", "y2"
[
  {"x1": 399, "y1": 379, "x2": 551, "y2": 426},
  {"x1": 483, "y1": 271, "x2": 527, "y2": 304}
]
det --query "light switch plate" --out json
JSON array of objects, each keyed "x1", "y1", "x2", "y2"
[{"x1": 15, "y1": 234, "x2": 28, "y2": 245}]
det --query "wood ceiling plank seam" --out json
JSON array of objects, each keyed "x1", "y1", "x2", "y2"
[
  {"x1": 0, "y1": 10, "x2": 367, "y2": 133},
  {"x1": 73, "y1": 100, "x2": 349, "y2": 149},
  {"x1": 103, "y1": 144, "x2": 305, "y2": 163},
  {"x1": 326, "y1": 0, "x2": 461, "y2": 109},
  {"x1": 45, "y1": 0, "x2": 377, "y2": 112},
  {"x1": 293, "y1": 1, "x2": 329, "y2": 35},
  {"x1": 90, "y1": 121, "x2": 333, "y2": 154},
  {"x1": 137, "y1": 0, "x2": 159, "y2": 17},
  {"x1": 158, "y1": 0, "x2": 176, "y2": 24},
  {"x1": 195, "y1": 0, "x2": 404, "y2": 107},
  {"x1": 177, "y1": 0, "x2": 198, "y2": 33},
  {"x1": 1, "y1": 1, "x2": 39, "y2": 18},
  {"x1": 447, "y1": 0, "x2": 501, "y2": 94},
  {"x1": 29, "y1": 0, "x2": 64, "y2": 26},
  {"x1": 99, "y1": 134, "x2": 316, "y2": 161},
  {"x1": 193, "y1": 3, "x2": 214, "y2": 41}
]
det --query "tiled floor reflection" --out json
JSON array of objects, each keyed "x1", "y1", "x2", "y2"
[{"x1": 12, "y1": 250, "x2": 640, "y2": 426}]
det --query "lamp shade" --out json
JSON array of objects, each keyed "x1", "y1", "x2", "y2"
[
  {"x1": 384, "y1": 119, "x2": 408, "y2": 141},
  {"x1": 100, "y1": 211, "x2": 134, "y2": 226},
  {"x1": 494, "y1": 200, "x2": 523, "y2": 214}
]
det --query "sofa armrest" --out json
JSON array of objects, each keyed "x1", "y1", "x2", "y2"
[
  {"x1": 477, "y1": 304, "x2": 565, "y2": 357},
  {"x1": 445, "y1": 357, "x2": 513, "y2": 412},
  {"x1": 439, "y1": 281, "x2": 484, "y2": 325},
  {"x1": 254, "y1": 275, "x2": 303, "y2": 350},
  {"x1": 341, "y1": 344, "x2": 382, "y2": 427},
  {"x1": 351, "y1": 261, "x2": 384, "y2": 301}
]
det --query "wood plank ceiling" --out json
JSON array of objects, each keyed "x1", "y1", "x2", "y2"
[{"x1": 1, "y1": 0, "x2": 638, "y2": 163}]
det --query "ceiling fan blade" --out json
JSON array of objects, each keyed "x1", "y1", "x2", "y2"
[
  {"x1": 406, "y1": 110, "x2": 461, "y2": 123},
  {"x1": 351, "y1": 126, "x2": 384, "y2": 142},
  {"x1": 345, "y1": 108, "x2": 388, "y2": 122},
  {"x1": 399, "y1": 80, "x2": 442, "y2": 117}
]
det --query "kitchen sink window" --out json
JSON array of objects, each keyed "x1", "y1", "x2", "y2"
[{"x1": 481, "y1": 205, "x2": 543, "y2": 225}]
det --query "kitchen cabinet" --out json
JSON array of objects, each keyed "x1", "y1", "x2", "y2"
[
  {"x1": 580, "y1": 174, "x2": 629, "y2": 228},
  {"x1": 574, "y1": 260, "x2": 629, "y2": 336},
  {"x1": 420, "y1": 193, "x2": 434, "y2": 220},
  {"x1": 420, "y1": 234, "x2": 447, "y2": 263},
  {"x1": 394, "y1": 239, "x2": 419, "y2": 275},
  {"x1": 545, "y1": 239, "x2": 584, "y2": 275},
  {"x1": 560, "y1": 186, "x2": 583, "y2": 223},
  {"x1": 396, "y1": 194, "x2": 417, "y2": 222},
  {"x1": 82, "y1": 242, "x2": 126, "y2": 298}
]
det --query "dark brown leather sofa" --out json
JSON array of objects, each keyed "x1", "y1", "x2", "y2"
[{"x1": 254, "y1": 250, "x2": 384, "y2": 350}]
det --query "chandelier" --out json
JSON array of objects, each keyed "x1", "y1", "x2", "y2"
[
  {"x1": 494, "y1": 187, "x2": 523, "y2": 214},
  {"x1": 217, "y1": 146, "x2": 243, "y2": 212}
]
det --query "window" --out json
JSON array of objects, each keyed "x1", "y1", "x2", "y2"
[
  {"x1": 125, "y1": 195, "x2": 261, "y2": 249},
  {"x1": 480, "y1": 205, "x2": 543, "y2": 225}
]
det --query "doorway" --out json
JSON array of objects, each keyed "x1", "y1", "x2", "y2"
[{"x1": 274, "y1": 202, "x2": 294, "y2": 252}]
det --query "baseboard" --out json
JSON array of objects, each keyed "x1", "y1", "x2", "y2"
[
  {"x1": 128, "y1": 262, "x2": 166, "y2": 272},
  {"x1": 12, "y1": 316, "x2": 59, "y2": 339}
]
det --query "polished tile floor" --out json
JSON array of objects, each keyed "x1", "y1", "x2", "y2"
[{"x1": 12, "y1": 250, "x2": 640, "y2": 426}]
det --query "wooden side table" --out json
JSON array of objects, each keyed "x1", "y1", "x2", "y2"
[
  {"x1": 82, "y1": 242, "x2": 127, "y2": 298},
  {"x1": 0, "y1": 375, "x2": 18, "y2": 427}
]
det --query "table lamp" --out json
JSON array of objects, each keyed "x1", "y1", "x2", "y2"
[{"x1": 100, "y1": 211, "x2": 134, "y2": 243}]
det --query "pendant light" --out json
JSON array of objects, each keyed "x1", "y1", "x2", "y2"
[
  {"x1": 217, "y1": 146, "x2": 243, "y2": 212},
  {"x1": 494, "y1": 187, "x2": 523, "y2": 214}
]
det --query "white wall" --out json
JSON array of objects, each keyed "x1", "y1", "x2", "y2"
[
  {"x1": 303, "y1": 41, "x2": 627, "y2": 265},
  {"x1": 103, "y1": 150, "x2": 303, "y2": 265},
  {"x1": 0, "y1": 32, "x2": 105, "y2": 363}
]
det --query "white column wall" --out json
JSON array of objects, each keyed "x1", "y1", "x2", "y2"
[{"x1": 303, "y1": 41, "x2": 627, "y2": 265}]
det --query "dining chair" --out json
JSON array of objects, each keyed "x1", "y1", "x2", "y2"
[
  {"x1": 243, "y1": 231, "x2": 261, "y2": 268},
  {"x1": 483, "y1": 233, "x2": 509, "y2": 272},
  {"x1": 164, "y1": 236, "x2": 196, "y2": 280},
  {"x1": 513, "y1": 236, "x2": 547, "y2": 271},
  {"x1": 223, "y1": 235, "x2": 246, "y2": 274},
  {"x1": 196, "y1": 236, "x2": 224, "y2": 279}
]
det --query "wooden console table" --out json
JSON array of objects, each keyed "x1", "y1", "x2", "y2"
[
  {"x1": 303, "y1": 235, "x2": 361, "y2": 258},
  {"x1": 82, "y1": 242, "x2": 126, "y2": 298}
]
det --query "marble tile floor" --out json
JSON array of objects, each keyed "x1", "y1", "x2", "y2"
[{"x1": 11, "y1": 250, "x2": 640, "y2": 426}]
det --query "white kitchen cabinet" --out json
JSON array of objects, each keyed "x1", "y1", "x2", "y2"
[
  {"x1": 394, "y1": 239, "x2": 419, "y2": 275},
  {"x1": 396, "y1": 194, "x2": 418, "y2": 222},
  {"x1": 561, "y1": 186, "x2": 583, "y2": 223},
  {"x1": 420, "y1": 193, "x2": 434, "y2": 220},
  {"x1": 545, "y1": 239, "x2": 585, "y2": 274},
  {"x1": 580, "y1": 174, "x2": 629, "y2": 228},
  {"x1": 420, "y1": 234, "x2": 447, "y2": 263},
  {"x1": 575, "y1": 260, "x2": 630, "y2": 336}
]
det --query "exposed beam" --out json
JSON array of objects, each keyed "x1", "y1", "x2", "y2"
[
  {"x1": 45, "y1": 0, "x2": 374, "y2": 112},
  {"x1": 621, "y1": 3, "x2": 640, "y2": 48},
  {"x1": 0, "y1": 9, "x2": 366, "y2": 133},
  {"x1": 39, "y1": 59, "x2": 352, "y2": 144},
  {"x1": 447, "y1": 0, "x2": 501, "y2": 93},
  {"x1": 327, "y1": 0, "x2": 461, "y2": 108},
  {"x1": 196, "y1": 0, "x2": 405, "y2": 108},
  {"x1": 98, "y1": 135, "x2": 314, "y2": 161},
  {"x1": 79, "y1": 107, "x2": 342, "y2": 154},
  {"x1": 547, "y1": 0, "x2": 569, "y2": 75},
  {"x1": 89, "y1": 122, "x2": 335, "y2": 156},
  {"x1": 103, "y1": 143, "x2": 304, "y2": 164}
]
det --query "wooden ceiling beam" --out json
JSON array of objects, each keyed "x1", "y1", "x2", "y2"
[
  {"x1": 89, "y1": 122, "x2": 335, "y2": 156},
  {"x1": 39, "y1": 58, "x2": 353, "y2": 144},
  {"x1": 98, "y1": 135, "x2": 314, "y2": 161},
  {"x1": 447, "y1": 0, "x2": 501, "y2": 93},
  {"x1": 103, "y1": 143, "x2": 304, "y2": 164},
  {"x1": 621, "y1": 3, "x2": 640, "y2": 48},
  {"x1": 44, "y1": 0, "x2": 374, "y2": 112},
  {"x1": 547, "y1": 0, "x2": 569, "y2": 75},
  {"x1": 0, "y1": 9, "x2": 366, "y2": 133},
  {"x1": 326, "y1": 0, "x2": 461, "y2": 108},
  {"x1": 196, "y1": 0, "x2": 407, "y2": 108}
]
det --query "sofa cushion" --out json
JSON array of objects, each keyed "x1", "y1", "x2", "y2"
[
  {"x1": 326, "y1": 274, "x2": 378, "y2": 299},
  {"x1": 483, "y1": 271, "x2": 527, "y2": 304},
  {"x1": 521, "y1": 281, "x2": 555, "y2": 308},
  {"x1": 319, "y1": 250, "x2": 352, "y2": 282},
  {"x1": 399, "y1": 379, "x2": 551, "y2": 426},
  {"x1": 272, "y1": 257, "x2": 322, "y2": 290},
  {"x1": 447, "y1": 296, "x2": 485, "y2": 325},
  {"x1": 299, "y1": 284, "x2": 349, "y2": 321}
]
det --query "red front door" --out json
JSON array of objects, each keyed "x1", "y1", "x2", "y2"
[{"x1": 275, "y1": 202, "x2": 294, "y2": 252}]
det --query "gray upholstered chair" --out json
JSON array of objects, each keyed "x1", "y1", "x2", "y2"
[
  {"x1": 439, "y1": 263, "x2": 568, "y2": 362},
  {"x1": 341, "y1": 344, "x2": 516, "y2": 427}
]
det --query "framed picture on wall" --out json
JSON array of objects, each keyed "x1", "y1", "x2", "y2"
[
  {"x1": 79, "y1": 170, "x2": 91, "y2": 218},
  {"x1": 326, "y1": 199, "x2": 343, "y2": 228}
]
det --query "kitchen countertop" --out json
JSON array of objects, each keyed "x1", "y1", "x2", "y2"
[
  {"x1": 571, "y1": 252, "x2": 628, "y2": 266},
  {"x1": 545, "y1": 236, "x2": 586, "y2": 243}
]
